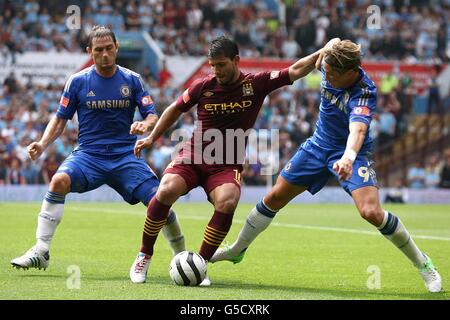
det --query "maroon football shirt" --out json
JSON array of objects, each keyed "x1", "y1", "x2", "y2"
[{"x1": 174, "y1": 68, "x2": 292, "y2": 165}]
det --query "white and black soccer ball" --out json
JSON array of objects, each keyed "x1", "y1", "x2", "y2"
[{"x1": 169, "y1": 251, "x2": 207, "y2": 286}]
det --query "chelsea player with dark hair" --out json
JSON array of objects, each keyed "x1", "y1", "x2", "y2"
[{"x1": 11, "y1": 26, "x2": 185, "y2": 271}]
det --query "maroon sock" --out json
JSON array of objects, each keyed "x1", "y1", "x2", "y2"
[
  {"x1": 140, "y1": 197, "x2": 171, "y2": 255},
  {"x1": 199, "y1": 210, "x2": 234, "y2": 261}
]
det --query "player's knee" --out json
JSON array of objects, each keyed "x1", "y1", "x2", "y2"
[
  {"x1": 49, "y1": 173, "x2": 71, "y2": 195},
  {"x1": 214, "y1": 198, "x2": 238, "y2": 214},
  {"x1": 359, "y1": 206, "x2": 383, "y2": 226},
  {"x1": 157, "y1": 182, "x2": 181, "y2": 205}
]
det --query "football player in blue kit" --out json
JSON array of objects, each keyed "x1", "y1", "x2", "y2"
[
  {"x1": 11, "y1": 26, "x2": 185, "y2": 271},
  {"x1": 211, "y1": 39, "x2": 442, "y2": 293}
]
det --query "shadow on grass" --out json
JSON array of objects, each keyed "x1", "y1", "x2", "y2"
[
  {"x1": 206, "y1": 279, "x2": 447, "y2": 300},
  {"x1": 17, "y1": 273, "x2": 68, "y2": 280},
  {"x1": 83, "y1": 274, "x2": 447, "y2": 300},
  {"x1": 9, "y1": 271, "x2": 447, "y2": 300}
]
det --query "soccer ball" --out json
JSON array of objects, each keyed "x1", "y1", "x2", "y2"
[{"x1": 169, "y1": 251, "x2": 207, "y2": 286}]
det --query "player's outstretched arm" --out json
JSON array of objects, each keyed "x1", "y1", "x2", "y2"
[
  {"x1": 134, "y1": 101, "x2": 183, "y2": 158},
  {"x1": 289, "y1": 38, "x2": 341, "y2": 82},
  {"x1": 27, "y1": 116, "x2": 67, "y2": 160},
  {"x1": 315, "y1": 38, "x2": 341, "y2": 71},
  {"x1": 333, "y1": 122, "x2": 367, "y2": 181},
  {"x1": 288, "y1": 49, "x2": 322, "y2": 82}
]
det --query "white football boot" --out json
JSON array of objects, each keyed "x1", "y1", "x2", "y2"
[
  {"x1": 130, "y1": 252, "x2": 152, "y2": 283},
  {"x1": 419, "y1": 255, "x2": 443, "y2": 293},
  {"x1": 210, "y1": 244, "x2": 246, "y2": 264},
  {"x1": 11, "y1": 246, "x2": 50, "y2": 270}
]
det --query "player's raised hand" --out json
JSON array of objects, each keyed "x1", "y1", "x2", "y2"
[
  {"x1": 130, "y1": 121, "x2": 149, "y2": 135},
  {"x1": 316, "y1": 38, "x2": 341, "y2": 70},
  {"x1": 27, "y1": 141, "x2": 44, "y2": 160},
  {"x1": 325, "y1": 38, "x2": 341, "y2": 50},
  {"x1": 134, "y1": 137, "x2": 153, "y2": 158},
  {"x1": 333, "y1": 157, "x2": 353, "y2": 181}
]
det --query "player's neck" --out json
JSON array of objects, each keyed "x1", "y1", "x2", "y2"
[
  {"x1": 231, "y1": 70, "x2": 241, "y2": 84},
  {"x1": 341, "y1": 70, "x2": 361, "y2": 89},
  {"x1": 95, "y1": 64, "x2": 117, "y2": 78},
  {"x1": 222, "y1": 70, "x2": 242, "y2": 86}
]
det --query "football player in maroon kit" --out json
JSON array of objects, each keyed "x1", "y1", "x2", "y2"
[{"x1": 130, "y1": 36, "x2": 337, "y2": 285}]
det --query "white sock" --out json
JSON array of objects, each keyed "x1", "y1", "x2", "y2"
[
  {"x1": 378, "y1": 210, "x2": 427, "y2": 268},
  {"x1": 230, "y1": 200, "x2": 277, "y2": 255},
  {"x1": 161, "y1": 210, "x2": 185, "y2": 255},
  {"x1": 35, "y1": 192, "x2": 65, "y2": 254}
]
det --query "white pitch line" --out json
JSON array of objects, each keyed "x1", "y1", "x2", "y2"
[
  {"x1": 270, "y1": 222, "x2": 450, "y2": 241},
  {"x1": 68, "y1": 206, "x2": 450, "y2": 242}
]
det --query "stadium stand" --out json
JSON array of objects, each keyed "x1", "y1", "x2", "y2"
[{"x1": 0, "y1": 0, "x2": 449, "y2": 189}]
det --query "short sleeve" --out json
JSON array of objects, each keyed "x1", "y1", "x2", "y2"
[
  {"x1": 348, "y1": 87, "x2": 377, "y2": 127},
  {"x1": 175, "y1": 78, "x2": 204, "y2": 112},
  {"x1": 56, "y1": 75, "x2": 80, "y2": 120},
  {"x1": 253, "y1": 68, "x2": 292, "y2": 95},
  {"x1": 134, "y1": 74, "x2": 156, "y2": 118}
]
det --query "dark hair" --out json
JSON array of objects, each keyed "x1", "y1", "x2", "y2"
[
  {"x1": 87, "y1": 25, "x2": 117, "y2": 48},
  {"x1": 207, "y1": 36, "x2": 239, "y2": 59}
]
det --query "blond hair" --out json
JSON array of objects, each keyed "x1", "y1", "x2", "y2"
[{"x1": 324, "y1": 40, "x2": 361, "y2": 72}]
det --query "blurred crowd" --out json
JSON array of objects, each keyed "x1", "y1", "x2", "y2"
[
  {"x1": 1, "y1": 0, "x2": 449, "y2": 63},
  {"x1": 406, "y1": 149, "x2": 450, "y2": 189},
  {"x1": 1, "y1": 0, "x2": 450, "y2": 189}
]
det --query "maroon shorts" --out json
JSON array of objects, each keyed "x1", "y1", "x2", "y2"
[{"x1": 163, "y1": 161, "x2": 242, "y2": 195}]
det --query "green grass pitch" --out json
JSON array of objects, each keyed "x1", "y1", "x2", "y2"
[{"x1": 0, "y1": 202, "x2": 449, "y2": 300}]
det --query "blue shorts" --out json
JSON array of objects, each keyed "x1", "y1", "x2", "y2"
[
  {"x1": 280, "y1": 139, "x2": 378, "y2": 195},
  {"x1": 56, "y1": 149, "x2": 159, "y2": 205}
]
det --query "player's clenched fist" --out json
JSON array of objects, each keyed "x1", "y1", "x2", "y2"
[
  {"x1": 27, "y1": 141, "x2": 44, "y2": 160},
  {"x1": 333, "y1": 158, "x2": 353, "y2": 181},
  {"x1": 129, "y1": 121, "x2": 149, "y2": 135},
  {"x1": 134, "y1": 137, "x2": 153, "y2": 158}
]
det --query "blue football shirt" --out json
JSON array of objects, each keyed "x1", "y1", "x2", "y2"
[
  {"x1": 310, "y1": 67, "x2": 377, "y2": 152},
  {"x1": 56, "y1": 65, "x2": 156, "y2": 155}
]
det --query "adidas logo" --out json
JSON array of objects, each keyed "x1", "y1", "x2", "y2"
[{"x1": 87, "y1": 90, "x2": 96, "y2": 97}]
